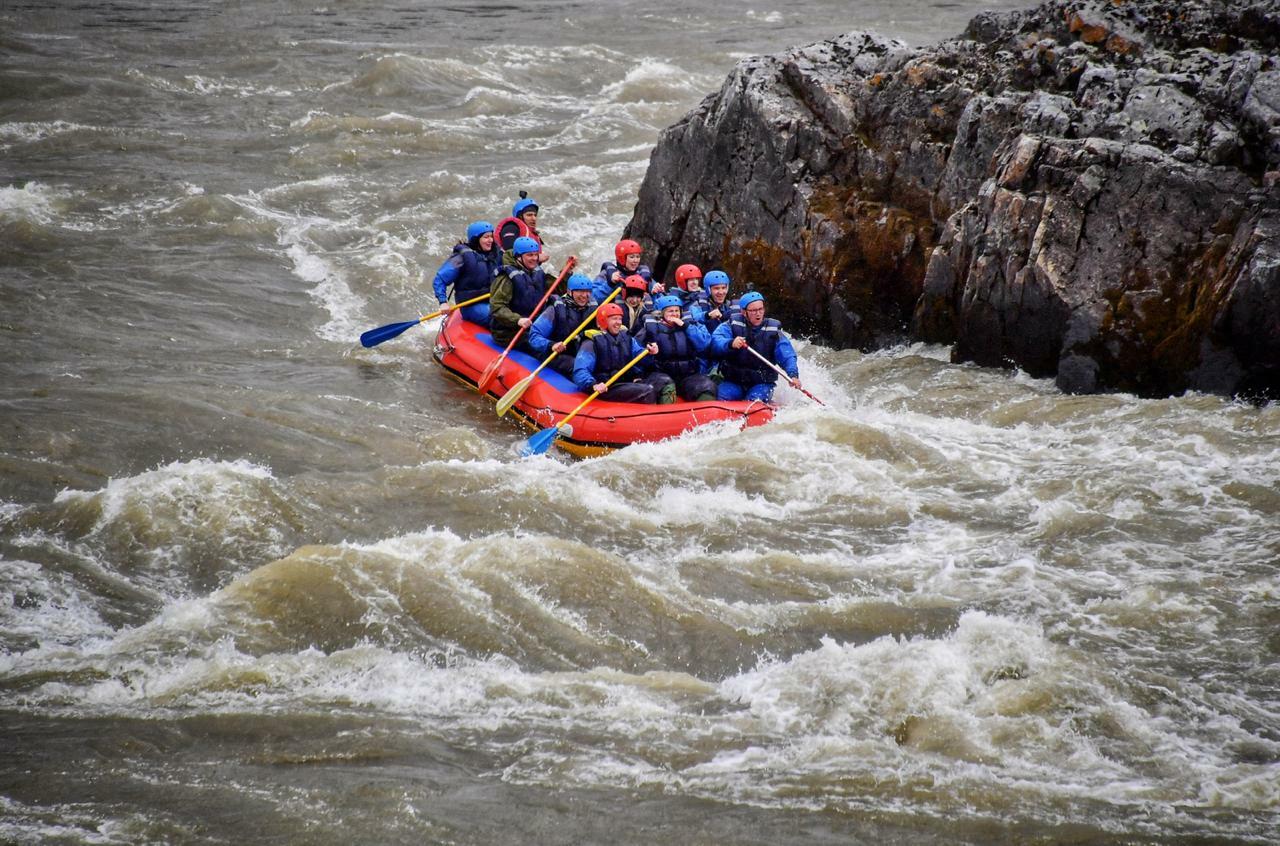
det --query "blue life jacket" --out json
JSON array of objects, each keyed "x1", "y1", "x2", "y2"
[
  {"x1": 721, "y1": 317, "x2": 781, "y2": 386},
  {"x1": 645, "y1": 318, "x2": 700, "y2": 379},
  {"x1": 549, "y1": 298, "x2": 593, "y2": 356},
  {"x1": 453, "y1": 244, "x2": 499, "y2": 299},
  {"x1": 590, "y1": 329, "x2": 638, "y2": 382},
  {"x1": 502, "y1": 265, "x2": 547, "y2": 317},
  {"x1": 698, "y1": 297, "x2": 734, "y2": 334}
]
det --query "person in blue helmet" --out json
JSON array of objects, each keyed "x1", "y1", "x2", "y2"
[
  {"x1": 573, "y1": 303, "x2": 663, "y2": 403},
  {"x1": 643, "y1": 294, "x2": 717, "y2": 404},
  {"x1": 490, "y1": 236, "x2": 553, "y2": 347},
  {"x1": 528, "y1": 273, "x2": 597, "y2": 377},
  {"x1": 591, "y1": 238, "x2": 656, "y2": 303},
  {"x1": 710, "y1": 291, "x2": 801, "y2": 403},
  {"x1": 431, "y1": 220, "x2": 501, "y2": 326},
  {"x1": 495, "y1": 191, "x2": 546, "y2": 261},
  {"x1": 695, "y1": 269, "x2": 736, "y2": 335}
]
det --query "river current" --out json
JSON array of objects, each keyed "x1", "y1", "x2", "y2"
[{"x1": 2, "y1": 1, "x2": 1278, "y2": 843}]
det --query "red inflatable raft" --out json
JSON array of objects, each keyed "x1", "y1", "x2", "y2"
[{"x1": 432, "y1": 311, "x2": 775, "y2": 457}]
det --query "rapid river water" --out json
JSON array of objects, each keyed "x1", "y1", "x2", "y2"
[{"x1": 2, "y1": 1, "x2": 1278, "y2": 843}]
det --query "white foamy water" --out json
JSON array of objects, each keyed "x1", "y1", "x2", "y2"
[{"x1": 2, "y1": 0, "x2": 1277, "y2": 843}]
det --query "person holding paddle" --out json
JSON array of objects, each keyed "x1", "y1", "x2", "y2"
[
  {"x1": 710, "y1": 291, "x2": 801, "y2": 403},
  {"x1": 489, "y1": 236, "x2": 554, "y2": 349},
  {"x1": 431, "y1": 220, "x2": 501, "y2": 326},
  {"x1": 572, "y1": 303, "x2": 662, "y2": 404},
  {"x1": 528, "y1": 273, "x2": 597, "y2": 377}
]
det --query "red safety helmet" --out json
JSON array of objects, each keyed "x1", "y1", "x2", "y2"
[
  {"x1": 674, "y1": 263, "x2": 702, "y2": 291},
  {"x1": 596, "y1": 302, "x2": 623, "y2": 330},
  {"x1": 622, "y1": 274, "x2": 648, "y2": 295},
  {"x1": 614, "y1": 239, "x2": 642, "y2": 266}
]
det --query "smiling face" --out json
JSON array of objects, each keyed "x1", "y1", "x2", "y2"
[
  {"x1": 605, "y1": 312, "x2": 624, "y2": 334},
  {"x1": 709, "y1": 283, "x2": 728, "y2": 303},
  {"x1": 519, "y1": 252, "x2": 540, "y2": 270},
  {"x1": 622, "y1": 253, "x2": 641, "y2": 272},
  {"x1": 625, "y1": 293, "x2": 644, "y2": 308},
  {"x1": 477, "y1": 232, "x2": 494, "y2": 251},
  {"x1": 571, "y1": 289, "x2": 592, "y2": 307}
]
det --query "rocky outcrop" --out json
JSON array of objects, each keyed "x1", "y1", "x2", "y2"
[{"x1": 626, "y1": 0, "x2": 1280, "y2": 399}]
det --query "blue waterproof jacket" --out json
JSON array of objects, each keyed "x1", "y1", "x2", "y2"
[{"x1": 711, "y1": 316, "x2": 798, "y2": 385}]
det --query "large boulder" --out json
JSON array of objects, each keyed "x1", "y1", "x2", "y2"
[{"x1": 626, "y1": 0, "x2": 1280, "y2": 399}]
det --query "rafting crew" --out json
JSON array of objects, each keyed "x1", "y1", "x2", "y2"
[
  {"x1": 421, "y1": 212, "x2": 809, "y2": 406},
  {"x1": 573, "y1": 303, "x2": 664, "y2": 403},
  {"x1": 592, "y1": 239, "x2": 656, "y2": 303},
  {"x1": 711, "y1": 291, "x2": 801, "y2": 403},
  {"x1": 431, "y1": 220, "x2": 501, "y2": 326},
  {"x1": 489, "y1": 236, "x2": 554, "y2": 348},
  {"x1": 495, "y1": 192, "x2": 547, "y2": 262},
  {"x1": 528, "y1": 273, "x2": 596, "y2": 377},
  {"x1": 644, "y1": 294, "x2": 717, "y2": 403}
]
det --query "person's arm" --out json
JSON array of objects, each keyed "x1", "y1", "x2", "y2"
[
  {"x1": 710, "y1": 321, "x2": 734, "y2": 357},
  {"x1": 432, "y1": 255, "x2": 461, "y2": 304},
  {"x1": 528, "y1": 310, "x2": 556, "y2": 356},
  {"x1": 776, "y1": 332, "x2": 800, "y2": 380},
  {"x1": 686, "y1": 321, "x2": 713, "y2": 353}
]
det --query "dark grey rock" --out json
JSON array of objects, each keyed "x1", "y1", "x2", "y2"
[{"x1": 626, "y1": 0, "x2": 1280, "y2": 400}]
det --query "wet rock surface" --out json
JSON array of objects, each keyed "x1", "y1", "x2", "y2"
[{"x1": 626, "y1": 0, "x2": 1280, "y2": 399}]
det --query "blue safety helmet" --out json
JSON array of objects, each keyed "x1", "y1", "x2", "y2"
[
  {"x1": 655, "y1": 294, "x2": 682, "y2": 311},
  {"x1": 512, "y1": 197, "x2": 539, "y2": 217},
  {"x1": 512, "y1": 236, "x2": 540, "y2": 257},
  {"x1": 704, "y1": 270, "x2": 730, "y2": 288},
  {"x1": 738, "y1": 291, "x2": 765, "y2": 309},
  {"x1": 466, "y1": 220, "x2": 494, "y2": 240},
  {"x1": 567, "y1": 273, "x2": 594, "y2": 292}
]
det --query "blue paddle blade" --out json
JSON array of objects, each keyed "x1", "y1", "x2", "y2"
[
  {"x1": 520, "y1": 426, "x2": 560, "y2": 457},
  {"x1": 360, "y1": 319, "x2": 418, "y2": 348}
]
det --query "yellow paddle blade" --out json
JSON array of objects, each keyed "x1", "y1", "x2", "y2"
[{"x1": 495, "y1": 373, "x2": 534, "y2": 417}]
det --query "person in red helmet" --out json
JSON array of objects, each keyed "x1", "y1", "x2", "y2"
[
  {"x1": 671, "y1": 263, "x2": 708, "y2": 313},
  {"x1": 592, "y1": 238, "x2": 657, "y2": 303},
  {"x1": 571, "y1": 302, "x2": 662, "y2": 403},
  {"x1": 619, "y1": 274, "x2": 653, "y2": 341}
]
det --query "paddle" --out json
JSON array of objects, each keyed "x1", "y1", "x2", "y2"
[
  {"x1": 476, "y1": 256, "x2": 576, "y2": 394},
  {"x1": 495, "y1": 287, "x2": 622, "y2": 418},
  {"x1": 744, "y1": 344, "x2": 825, "y2": 405},
  {"x1": 520, "y1": 348, "x2": 650, "y2": 457},
  {"x1": 360, "y1": 293, "x2": 491, "y2": 348}
]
